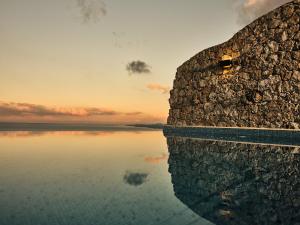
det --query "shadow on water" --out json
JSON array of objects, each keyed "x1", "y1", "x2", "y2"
[{"x1": 166, "y1": 137, "x2": 300, "y2": 225}]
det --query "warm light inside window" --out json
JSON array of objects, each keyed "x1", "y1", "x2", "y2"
[{"x1": 220, "y1": 55, "x2": 233, "y2": 69}]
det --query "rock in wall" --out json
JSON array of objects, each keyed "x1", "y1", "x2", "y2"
[{"x1": 168, "y1": 0, "x2": 300, "y2": 129}]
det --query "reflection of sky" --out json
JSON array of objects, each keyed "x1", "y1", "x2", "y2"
[
  {"x1": 144, "y1": 153, "x2": 168, "y2": 164},
  {"x1": 0, "y1": 130, "x2": 211, "y2": 225},
  {"x1": 0, "y1": 130, "x2": 156, "y2": 138}
]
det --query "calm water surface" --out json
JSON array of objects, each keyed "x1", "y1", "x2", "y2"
[{"x1": 0, "y1": 130, "x2": 299, "y2": 225}]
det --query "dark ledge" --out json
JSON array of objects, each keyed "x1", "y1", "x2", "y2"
[{"x1": 163, "y1": 125, "x2": 300, "y2": 146}]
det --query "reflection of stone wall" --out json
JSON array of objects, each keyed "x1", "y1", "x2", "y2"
[
  {"x1": 167, "y1": 137, "x2": 300, "y2": 225},
  {"x1": 168, "y1": 0, "x2": 300, "y2": 129}
]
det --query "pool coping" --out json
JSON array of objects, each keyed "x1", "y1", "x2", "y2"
[{"x1": 163, "y1": 125, "x2": 300, "y2": 146}]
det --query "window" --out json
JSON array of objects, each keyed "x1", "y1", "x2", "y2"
[{"x1": 219, "y1": 55, "x2": 232, "y2": 68}]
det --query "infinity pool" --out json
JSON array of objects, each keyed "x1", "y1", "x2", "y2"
[{"x1": 0, "y1": 129, "x2": 298, "y2": 225}]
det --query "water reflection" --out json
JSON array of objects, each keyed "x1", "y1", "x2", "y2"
[
  {"x1": 2, "y1": 131, "x2": 210, "y2": 225},
  {"x1": 0, "y1": 130, "x2": 150, "y2": 138},
  {"x1": 167, "y1": 137, "x2": 300, "y2": 225},
  {"x1": 0, "y1": 131, "x2": 106, "y2": 138},
  {"x1": 144, "y1": 153, "x2": 168, "y2": 164},
  {"x1": 123, "y1": 172, "x2": 149, "y2": 186}
]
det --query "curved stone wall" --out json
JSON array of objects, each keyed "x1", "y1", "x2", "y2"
[{"x1": 168, "y1": 0, "x2": 300, "y2": 129}]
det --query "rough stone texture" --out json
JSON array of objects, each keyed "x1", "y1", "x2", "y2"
[
  {"x1": 168, "y1": 0, "x2": 300, "y2": 129},
  {"x1": 167, "y1": 137, "x2": 300, "y2": 225}
]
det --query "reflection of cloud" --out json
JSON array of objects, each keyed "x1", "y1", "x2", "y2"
[
  {"x1": 0, "y1": 131, "x2": 45, "y2": 138},
  {"x1": 0, "y1": 101, "x2": 164, "y2": 124},
  {"x1": 232, "y1": 0, "x2": 290, "y2": 25},
  {"x1": 76, "y1": 0, "x2": 107, "y2": 23},
  {"x1": 126, "y1": 61, "x2": 151, "y2": 74},
  {"x1": 0, "y1": 129, "x2": 158, "y2": 138},
  {"x1": 147, "y1": 83, "x2": 170, "y2": 94},
  {"x1": 0, "y1": 131, "x2": 115, "y2": 138},
  {"x1": 144, "y1": 153, "x2": 168, "y2": 164},
  {"x1": 123, "y1": 172, "x2": 148, "y2": 186}
]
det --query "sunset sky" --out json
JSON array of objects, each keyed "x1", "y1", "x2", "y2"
[{"x1": 0, "y1": 0, "x2": 290, "y2": 124}]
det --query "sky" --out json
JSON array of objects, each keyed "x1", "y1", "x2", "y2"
[{"x1": 0, "y1": 0, "x2": 291, "y2": 124}]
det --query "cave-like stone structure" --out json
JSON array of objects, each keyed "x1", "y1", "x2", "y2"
[
  {"x1": 167, "y1": 137, "x2": 300, "y2": 225},
  {"x1": 168, "y1": 0, "x2": 300, "y2": 129}
]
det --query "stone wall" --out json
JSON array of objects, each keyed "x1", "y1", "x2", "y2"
[
  {"x1": 167, "y1": 137, "x2": 300, "y2": 225},
  {"x1": 168, "y1": 0, "x2": 300, "y2": 129}
]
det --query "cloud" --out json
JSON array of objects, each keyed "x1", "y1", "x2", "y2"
[
  {"x1": 123, "y1": 172, "x2": 148, "y2": 186},
  {"x1": 147, "y1": 83, "x2": 170, "y2": 94},
  {"x1": 0, "y1": 102, "x2": 118, "y2": 117},
  {"x1": 112, "y1": 32, "x2": 125, "y2": 48},
  {"x1": 76, "y1": 0, "x2": 107, "y2": 23},
  {"x1": 0, "y1": 101, "x2": 165, "y2": 124},
  {"x1": 232, "y1": 0, "x2": 291, "y2": 25},
  {"x1": 126, "y1": 61, "x2": 151, "y2": 74},
  {"x1": 125, "y1": 111, "x2": 143, "y2": 116}
]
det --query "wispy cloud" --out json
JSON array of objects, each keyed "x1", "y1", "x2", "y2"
[
  {"x1": 232, "y1": 0, "x2": 291, "y2": 25},
  {"x1": 0, "y1": 101, "x2": 164, "y2": 124},
  {"x1": 125, "y1": 111, "x2": 143, "y2": 116},
  {"x1": 0, "y1": 102, "x2": 117, "y2": 117},
  {"x1": 126, "y1": 60, "x2": 151, "y2": 74},
  {"x1": 76, "y1": 0, "x2": 107, "y2": 23},
  {"x1": 147, "y1": 83, "x2": 170, "y2": 94},
  {"x1": 112, "y1": 32, "x2": 126, "y2": 48}
]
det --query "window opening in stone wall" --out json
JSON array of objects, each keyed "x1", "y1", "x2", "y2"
[{"x1": 219, "y1": 55, "x2": 233, "y2": 68}]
